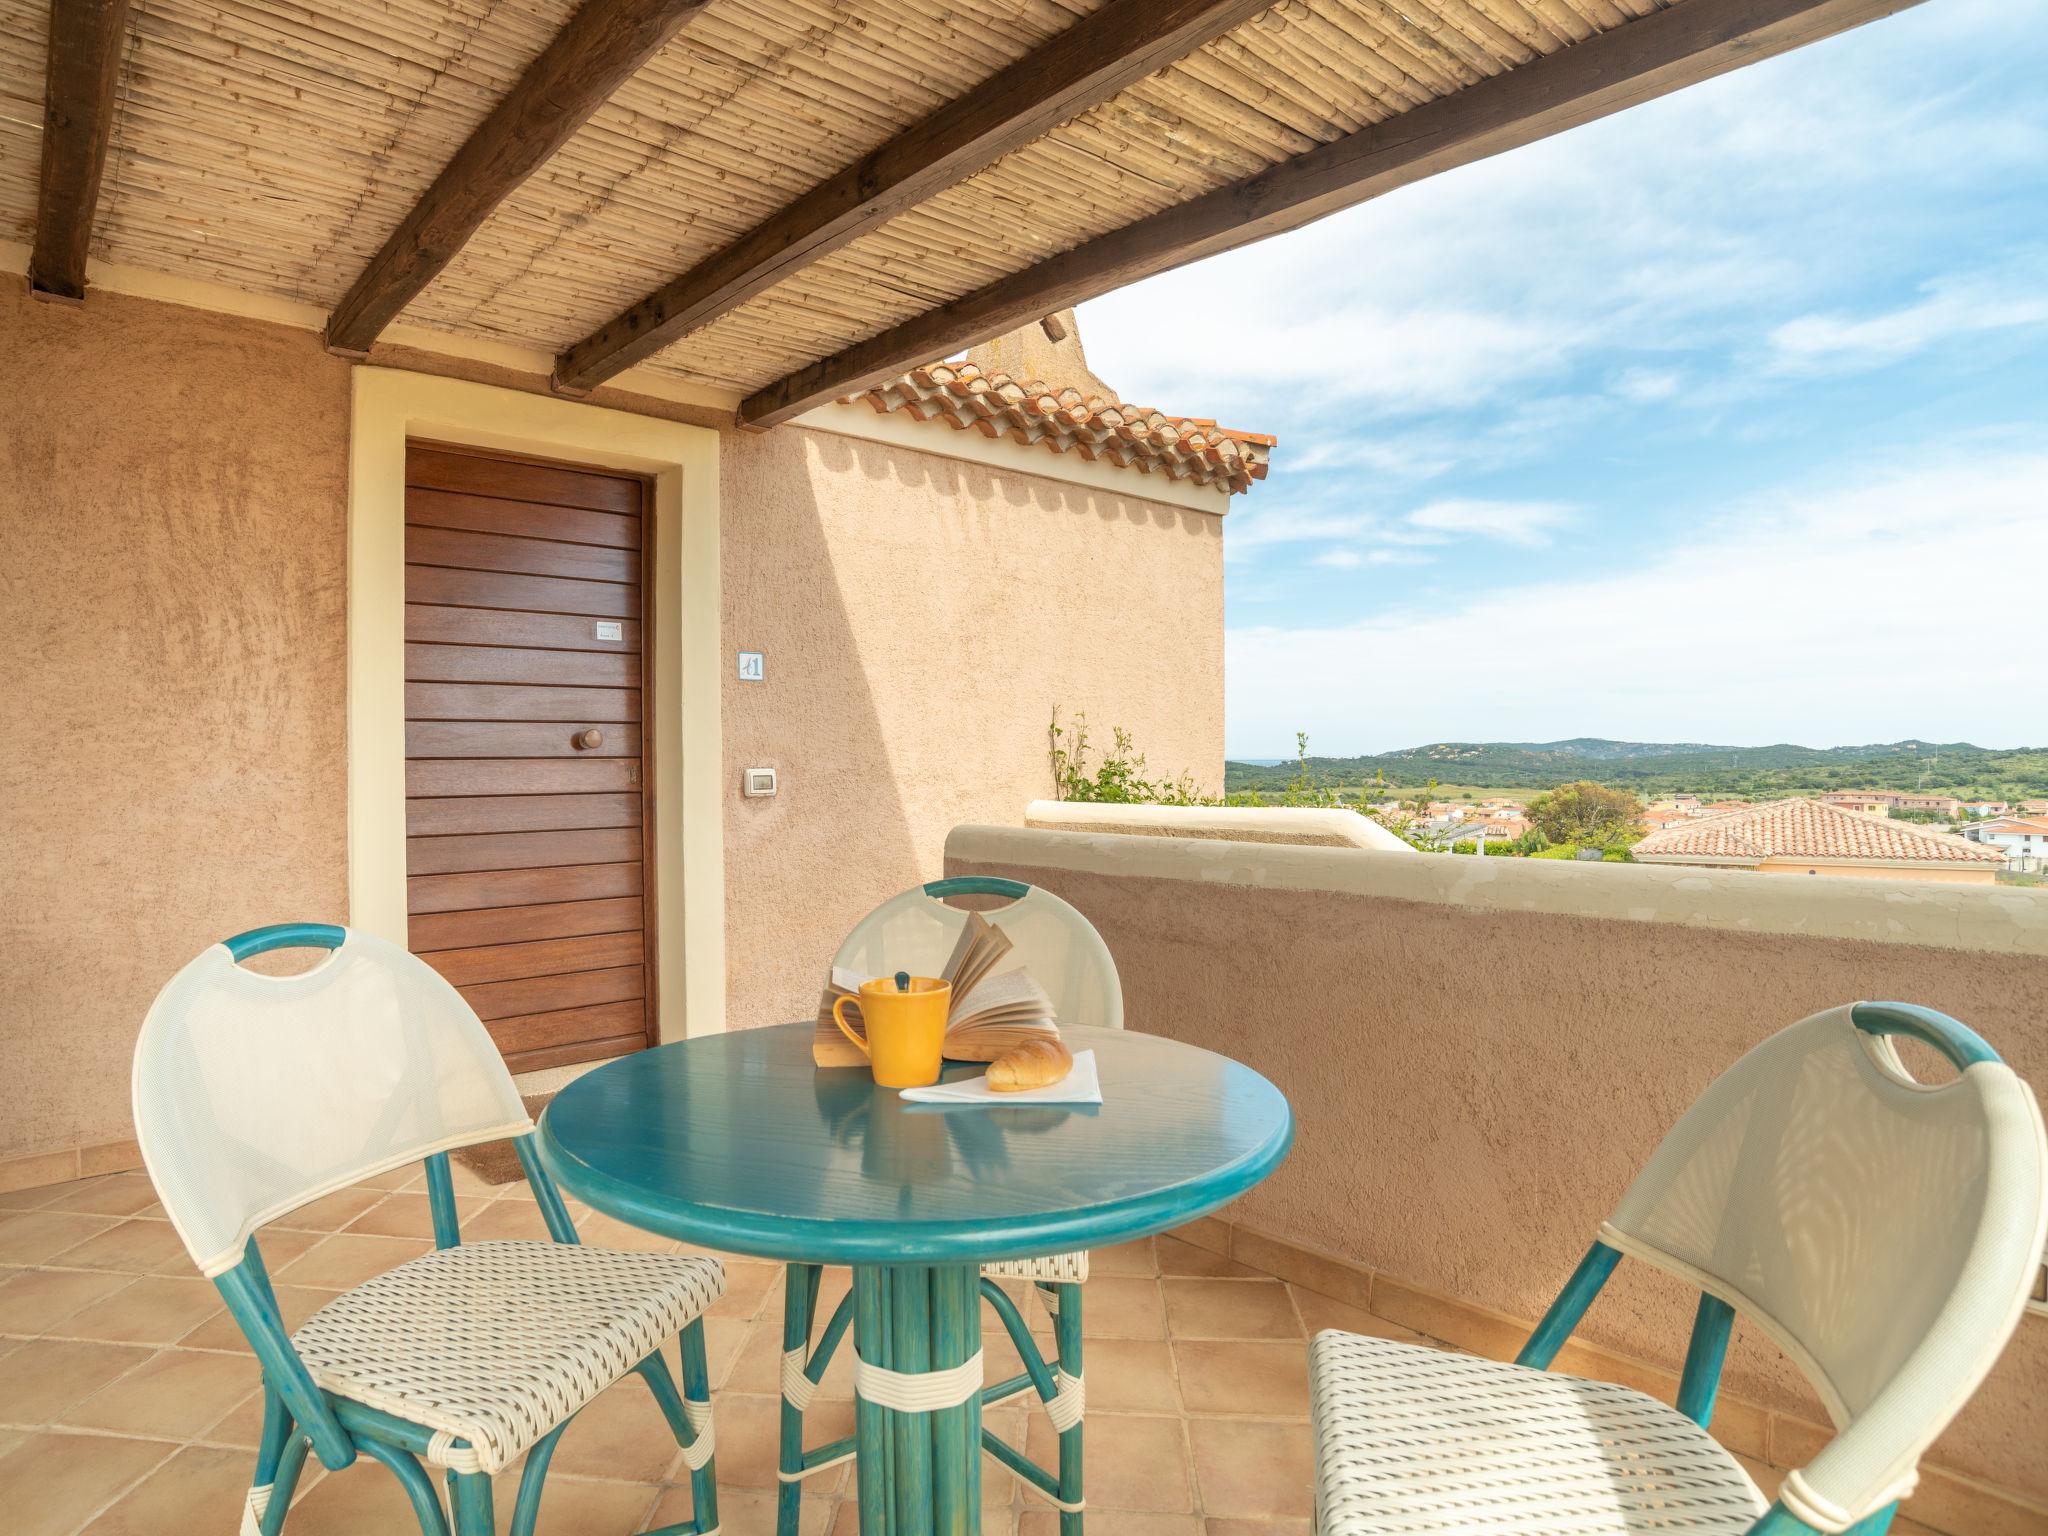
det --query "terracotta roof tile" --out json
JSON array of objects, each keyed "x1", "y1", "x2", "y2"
[
  {"x1": 840, "y1": 361, "x2": 1273, "y2": 495},
  {"x1": 1632, "y1": 799, "x2": 2004, "y2": 865}
]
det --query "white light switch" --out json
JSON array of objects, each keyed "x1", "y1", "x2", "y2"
[{"x1": 742, "y1": 767, "x2": 778, "y2": 798}]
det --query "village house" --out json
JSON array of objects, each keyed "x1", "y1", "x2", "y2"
[
  {"x1": 1632, "y1": 799, "x2": 2007, "y2": 884},
  {"x1": 1968, "y1": 818, "x2": 2048, "y2": 873}
]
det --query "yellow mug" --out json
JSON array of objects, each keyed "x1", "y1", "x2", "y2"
[{"x1": 834, "y1": 975, "x2": 951, "y2": 1088}]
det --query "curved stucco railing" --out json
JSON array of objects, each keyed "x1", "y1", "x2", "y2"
[{"x1": 1023, "y1": 800, "x2": 1417, "y2": 854}]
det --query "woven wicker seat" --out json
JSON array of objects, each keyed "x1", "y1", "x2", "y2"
[
  {"x1": 982, "y1": 1252, "x2": 1089, "y2": 1284},
  {"x1": 1309, "y1": 1331, "x2": 1766, "y2": 1535},
  {"x1": 295, "y1": 1240, "x2": 726, "y2": 1475}
]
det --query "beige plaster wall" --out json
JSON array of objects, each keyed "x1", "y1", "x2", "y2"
[
  {"x1": 946, "y1": 828, "x2": 2048, "y2": 1508},
  {"x1": 717, "y1": 424, "x2": 1223, "y2": 1036},
  {"x1": 0, "y1": 281, "x2": 1225, "y2": 1164},
  {"x1": 0, "y1": 281, "x2": 353, "y2": 1160}
]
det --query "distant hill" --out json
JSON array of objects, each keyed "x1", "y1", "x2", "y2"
[{"x1": 1223, "y1": 739, "x2": 2048, "y2": 800}]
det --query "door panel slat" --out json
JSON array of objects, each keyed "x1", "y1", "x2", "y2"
[
  {"x1": 405, "y1": 682, "x2": 642, "y2": 723},
  {"x1": 406, "y1": 643, "x2": 640, "y2": 687},
  {"x1": 408, "y1": 861, "x2": 644, "y2": 916},
  {"x1": 459, "y1": 965, "x2": 644, "y2": 1022},
  {"x1": 406, "y1": 606, "x2": 640, "y2": 653},
  {"x1": 406, "y1": 565, "x2": 639, "y2": 620},
  {"x1": 407, "y1": 793, "x2": 642, "y2": 837},
  {"x1": 406, "y1": 826, "x2": 642, "y2": 876},
  {"x1": 503, "y1": 1032, "x2": 645, "y2": 1075},
  {"x1": 405, "y1": 488, "x2": 640, "y2": 549},
  {"x1": 423, "y1": 931, "x2": 646, "y2": 988},
  {"x1": 406, "y1": 525, "x2": 638, "y2": 585},
  {"x1": 407, "y1": 758, "x2": 640, "y2": 797},
  {"x1": 408, "y1": 446, "x2": 641, "y2": 514},
  {"x1": 406, "y1": 722, "x2": 641, "y2": 759},
  {"x1": 408, "y1": 897, "x2": 644, "y2": 952}
]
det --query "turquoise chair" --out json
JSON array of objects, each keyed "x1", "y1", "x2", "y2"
[
  {"x1": 132, "y1": 924, "x2": 726, "y2": 1536},
  {"x1": 1308, "y1": 1002, "x2": 2048, "y2": 1535},
  {"x1": 779, "y1": 876, "x2": 1122, "y2": 1534}
]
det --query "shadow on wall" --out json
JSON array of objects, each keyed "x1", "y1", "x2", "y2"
[{"x1": 718, "y1": 427, "x2": 921, "y2": 1033}]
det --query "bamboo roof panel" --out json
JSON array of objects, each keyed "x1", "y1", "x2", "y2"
[{"x1": 9, "y1": 0, "x2": 1668, "y2": 395}]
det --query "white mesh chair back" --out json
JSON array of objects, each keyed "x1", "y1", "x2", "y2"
[
  {"x1": 134, "y1": 929, "x2": 533, "y2": 1278},
  {"x1": 835, "y1": 879, "x2": 1123, "y2": 1031},
  {"x1": 1599, "y1": 1003, "x2": 2046, "y2": 1526}
]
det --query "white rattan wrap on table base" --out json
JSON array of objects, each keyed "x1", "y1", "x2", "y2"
[
  {"x1": 982, "y1": 1252, "x2": 1091, "y2": 1284},
  {"x1": 293, "y1": 1240, "x2": 726, "y2": 1475},
  {"x1": 1308, "y1": 1330, "x2": 1767, "y2": 1535}
]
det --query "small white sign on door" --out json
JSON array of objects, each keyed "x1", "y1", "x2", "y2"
[
  {"x1": 737, "y1": 651, "x2": 765, "y2": 682},
  {"x1": 594, "y1": 620, "x2": 624, "y2": 642}
]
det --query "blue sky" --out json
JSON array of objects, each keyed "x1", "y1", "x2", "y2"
[{"x1": 1078, "y1": 0, "x2": 2048, "y2": 759}]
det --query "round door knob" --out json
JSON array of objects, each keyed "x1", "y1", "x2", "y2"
[{"x1": 572, "y1": 728, "x2": 604, "y2": 751}]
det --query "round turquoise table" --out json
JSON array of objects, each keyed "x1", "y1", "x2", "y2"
[{"x1": 539, "y1": 1022, "x2": 1293, "y2": 1536}]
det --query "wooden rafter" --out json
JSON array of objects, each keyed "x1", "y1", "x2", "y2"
[
  {"x1": 29, "y1": 0, "x2": 134, "y2": 303},
  {"x1": 740, "y1": 0, "x2": 1926, "y2": 428},
  {"x1": 323, "y1": 0, "x2": 714, "y2": 357},
  {"x1": 549, "y1": 0, "x2": 1276, "y2": 396}
]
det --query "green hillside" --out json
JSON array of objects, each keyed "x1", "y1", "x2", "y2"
[{"x1": 1223, "y1": 739, "x2": 2048, "y2": 801}]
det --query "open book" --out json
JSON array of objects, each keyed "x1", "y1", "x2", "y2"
[{"x1": 816, "y1": 911, "x2": 1060, "y2": 1066}]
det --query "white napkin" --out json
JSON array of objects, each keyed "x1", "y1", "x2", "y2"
[{"x1": 899, "y1": 1049, "x2": 1101, "y2": 1106}]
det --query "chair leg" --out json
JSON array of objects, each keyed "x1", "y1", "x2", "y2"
[
  {"x1": 509, "y1": 1419, "x2": 569, "y2": 1536},
  {"x1": 637, "y1": 1328, "x2": 720, "y2": 1536},
  {"x1": 450, "y1": 1470, "x2": 494, "y2": 1536},
  {"x1": 1050, "y1": 1282, "x2": 1084, "y2": 1536}
]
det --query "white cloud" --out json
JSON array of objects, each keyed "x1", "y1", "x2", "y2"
[
  {"x1": 1767, "y1": 270, "x2": 2048, "y2": 374},
  {"x1": 1315, "y1": 549, "x2": 1364, "y2": 569},
  {"x1": 1405, "y1": 499, "x2": 1575, "y2": 548},
  {"x1": 1224, "y1": 447, "x2": 2048, "y2": 755},
  {"x1": 1611, "y1": 367, "x2": 1681, "y2": 403}
]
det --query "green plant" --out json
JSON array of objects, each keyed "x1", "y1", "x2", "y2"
[{"x1": 1047, "y1": 708, "x2": 1207, "y2": 805}]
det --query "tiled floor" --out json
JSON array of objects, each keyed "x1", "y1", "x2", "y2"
[{"x1": 0, "y1": 1164, "x2": 1379, "y2": 1536}]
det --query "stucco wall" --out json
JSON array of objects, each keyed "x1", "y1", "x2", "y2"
[
  {"x1": 1, "y1": 282, "x2": 353, "y2": 1164},
  {"x1": 946, "y1": 826, "x2": 2048, "y2": 1510},
  {"x1": 0, "y1": 280, "x2": 1225, "y2": 1164},
  {"x1": 717, "y1": 425, "x2": 1223, "y2": 1036}
]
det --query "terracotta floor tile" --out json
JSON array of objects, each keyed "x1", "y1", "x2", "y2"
[
  {"x1": 349, "y1": 1165, "x2": 422, "y2": 1192},
  {"x1": 0, "y1": 1430, "x2": 176, "y2": 1536},
  {"x1": 1071, "y1": 1276, "x2": 1166, "y2": 1339},
  {"x1": 1024, "y1": 1514, "x2": 1202, "y2": 1536},
  {"x1": 0, "y1": 1264, "x2": 133, "y2": 1333},
  {"x1": 273, "y1": 1233, "x2": 432, "y2": 1289},
  {"x1": 0, "y1": 1337, "x2": 155, "y2": 1424},
  {"x1": 1161, "y1": 1279, "x2": 1302, "y2": 1341},
  {"x1": 1159, "y1": 1238, "x2": 1265, "y2": 1279},
  {"x1": 483, "y1": 1470, "x2": 659, "y2": 1535},
  {"x1": 458, "y1": 1199, "x2": 558, "y2": 1243},
  {"x1": 277, "y1": 1454, "x2": 431, "y2": 1534},
  {"x1": 1090, "y1": 1238, "x2": 1159, "y2": 1277},
  {"x1": 545, "y1": 1375, "x2": 694, "y2": 1483},
  {"x1": 1071, "y1": 1337, "x2": 1182, "y2": 1414},
  {"x1": 0, "y1": 1210, "x2": 119, "y2": 1265},
  {"x1": 1206, "y1": 1519, "x2": 1312, "y2": 1536},
  {"x1": 708, "y1": 1260, "x2": 783, "y2": 1321},
  {"x1": 729, "y1": 1316, "x2": 856, "y2": 1399},
  {"x1": 343, "y1": 1192, "x2": 490, "y2": 1240},
  {"x1": 701, "y1": 1314, "x2": 750, "y2": 1390},
  {"x1": 45, "y1": 1217, "x2": 192, "y2": 1274},
  {"x1": 1172, "y1": 1340, "x2": 1310, "y2": 1417},
  {"x1": 60, "y1": 1275, "x2": 225, "y2": 1345},
  {"x1": 43, "y1": 1175, "x2": 163, "y2": 1218},
  {"x1": 1287, "y1": 1287, "x2": 1429, "y2": 1345},
  {"x1": 1188, "y1": 1418, "x2": 1314, "y2": 1519},
  {"x1": 1025, "y1": 1410, "x2": 1193, "y2": 1513},
  {"x1": 179, "y1": 1284, "x2": 340, "y2": 1353},
  {"x1": 0, "y1": 1179, "x2": 76, "y2": 1211},
  {"x1": 268, "y1": 1186, "x2": 386, "y2": 1233},
  {"x1": 653, "y1": 1482, "x2": 833, "y2": 1536},
  {"x1": 59, "y1": 1346, "x2": 260, "y2": 1437},
  {"x1": 199, "y1": 1386, "x2": 268, "y2": 1448},
  {"x1": 574, "y1": 1212, "x2": 682, "y2": 1254},
  {"x1": 713, "y1": 1392, "x2": 856, "y2": 1492},
  {"x1": 80, "y1": 1443, "x2": 254, "y2": 1535}
]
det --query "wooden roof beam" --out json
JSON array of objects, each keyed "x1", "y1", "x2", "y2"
[
  {"x1": 740, "y1": 0, "x2": 1927, "y2": 429},
  {"x1": 550, "y1": 0, "x2": 1277, "y2": 397},
  {"x1": 323, "y1": 0, "x2": 713, "y2": 357},
  {"x1": 29, "y1": 0, "x2": 134, "y2": 303}
]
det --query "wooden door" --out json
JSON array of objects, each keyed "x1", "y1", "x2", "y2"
[{"x1": 401, "y1": 443, "x2": 657, "y2": 1072}]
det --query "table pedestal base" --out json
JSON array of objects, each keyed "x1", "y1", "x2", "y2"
[{"x1": 851, "y1": 1263, "x2": 984, "y2": 1536}]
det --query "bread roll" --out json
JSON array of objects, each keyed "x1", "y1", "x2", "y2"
[{"x1": 986, "y1": 1036, "x2": 1073, "y2": 1092}]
